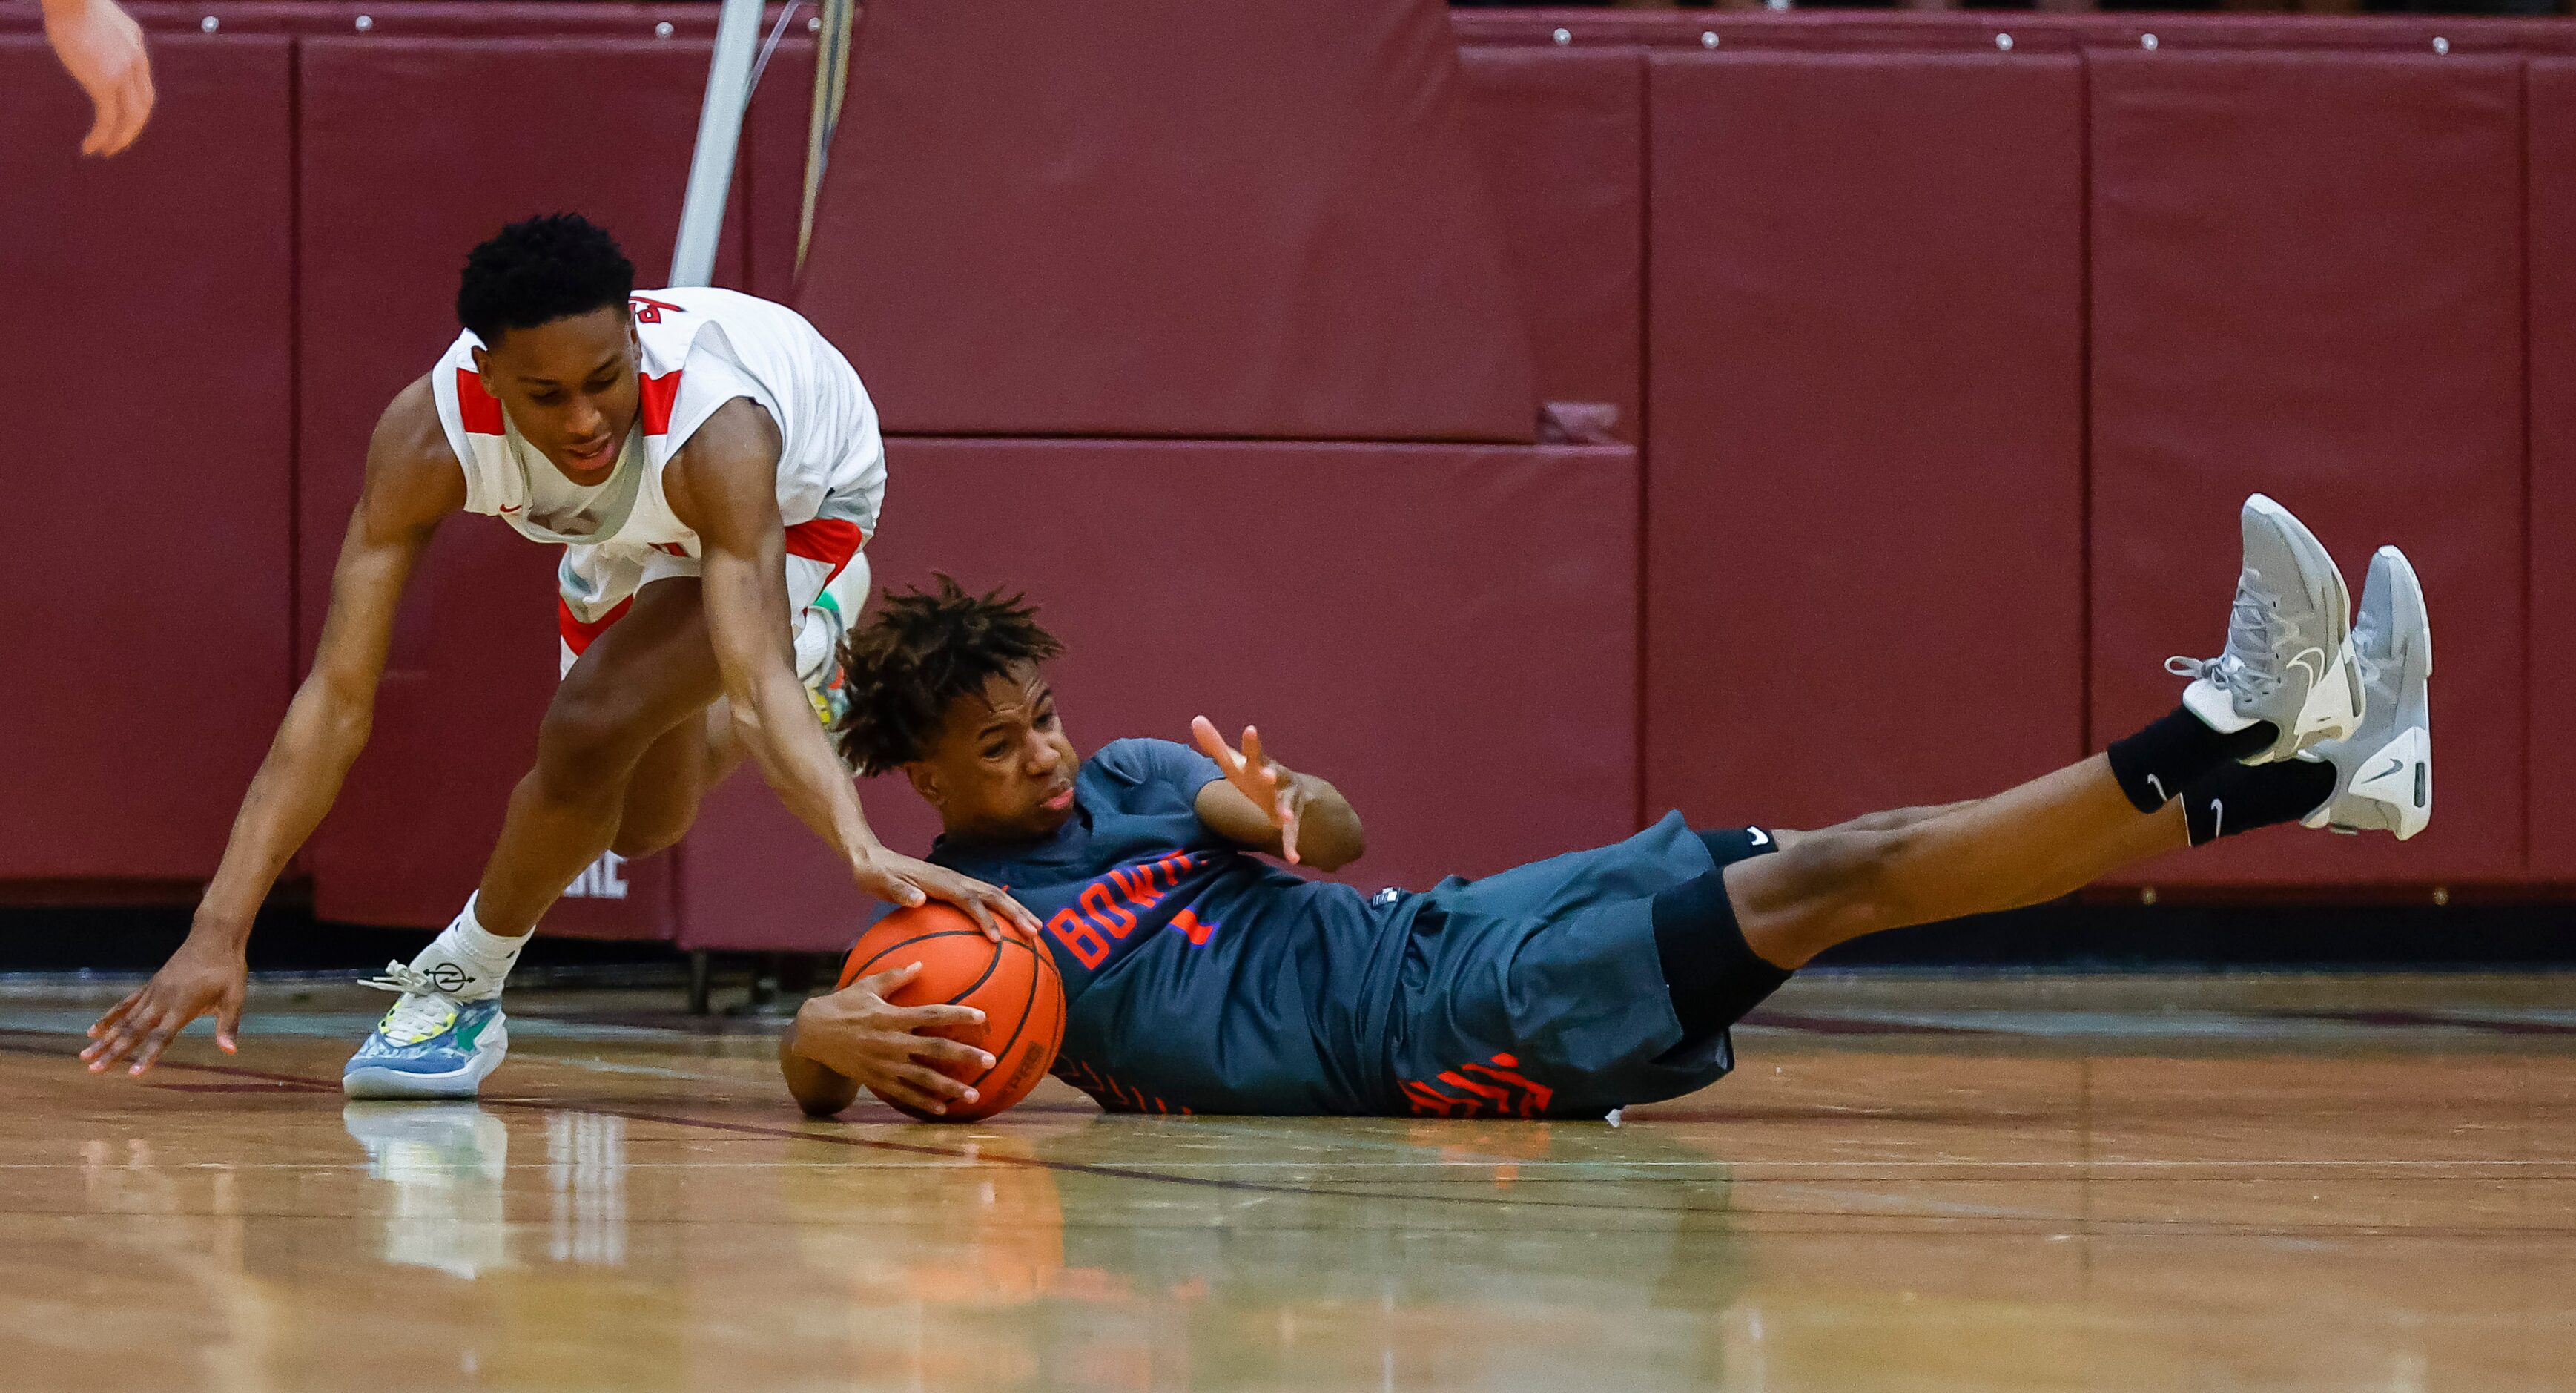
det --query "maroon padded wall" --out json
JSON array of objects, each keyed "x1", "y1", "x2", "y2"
[
  {"x1": 1643, "y1": 53, "x2": 2087, "y2": 831},
  {"x1": 2089, "y1": 52, "x2": 2526, "y2": 889},
  {"x1": 2529, "y1": 62, "x2": 2576, "y2": 884},
  {"x1": 0, "y1": 36, "x2": 295, "y2": 880},
  {"x1": 1456, "y1": 48, "x2": 1645, "y2": 444},
  {"x1": 794, "y1": 0, "x2": 1536, "y2": 443},
  {"x1": 292, "y1": 37, "x2": 753, "y2": 932},
  {"x1": 677, "y1": 438, "x2": 1639, "y2": 952}
]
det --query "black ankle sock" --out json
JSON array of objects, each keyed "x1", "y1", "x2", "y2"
[
  {"x1": 2180, "y1": 758, "x2": 2338, "y2": 846},
  {"x1": 2105, "y1": 705, "x2": 2279, "y2": 814},
  {"x1": 1650, "y1": 871, "x2": 1793, "y2": 1041}
]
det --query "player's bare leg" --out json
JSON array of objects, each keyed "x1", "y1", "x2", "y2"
[
  {"x1": 1729, "y1": 759, "x2": 2190, "y2": 967},
  {"x1": 607, "y1": 699, "x2": 751, "y2": 860},
  {"x1": 475, "y1": 576, "x2": 731, "y2": 933},
  {"x1": 1717, "y1": 495, "x2": 2419, "y2": 972},
  {"x1": 343, "y1": 578, "x2": 730, "y2": 1097}
]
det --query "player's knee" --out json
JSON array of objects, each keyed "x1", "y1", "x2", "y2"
[
  {"x1": 535, "y1": 691, "x2": 653, "y2": 793},
  {"x1": 607, "y1": 818, "x2": 686, "y2": 860},
  {"x1": 1777, "y1": 826, "x2": 1923, "y2": 938},
  {"x1": 608, "y1": 795, "x2": 701, "y2": 859}
]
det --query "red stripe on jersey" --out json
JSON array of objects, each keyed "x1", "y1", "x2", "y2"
[
  {"x1": 782, "y1": 517, "x2": 866, "y2": 579},
  {"x1": 638, "y1": 370, "x2": 682, "y2": 435},
  {"x1": 558, "y1": 595, "x2": 634, "y2": 659},
  {"x1": 455, "y1": 369, "x2": 504, "y2": 435}
]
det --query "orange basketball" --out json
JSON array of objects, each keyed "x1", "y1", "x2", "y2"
[{"x1": 837, "y1": 902, "x2": 1066, "y2": 1122}]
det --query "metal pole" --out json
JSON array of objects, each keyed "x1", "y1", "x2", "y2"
[{"x1": 670, "y1": 0, "x2": 769, "y2": 288}]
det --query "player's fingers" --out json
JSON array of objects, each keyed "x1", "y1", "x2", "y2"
[
  {"x1": 884, "y1": 1001, "x2": 985, "y2": 1033},
  {"x1": 854, "y1": 961, "x2": 925, "y2": 998},
  {"x1": 957, "y1": 895, "x2": 1003, "y2": 943},
  {"x1": 87, "y1": 989, "x2": 145, "y2": 1040},
  {"x1": 876, "y1": 1075, "x2": 960, "y2": 1116},
  {"x1": 1191, "y1": 716, "x2": 1241, "y2": 774},
  {"x1": 895, "y1": 1064, "x2": 977, "y2": 1106},
  {"x1": 79, "y1": 88, "x2": 116, "y2": 157},
  {"x1": 867, "y1": 864, "x2": 928, "y2": 908},
  {"x1": 105, "y1": 66, "x2": 150, "y2": 155},
  {"x1": 906, "y1": 1035, "x2": 996, "y2": 1070},
  {"x1": 1241, "y1": 726, "x2": 1265, "y2": 770},
  {"x1": 127, "y1": 1018, "x2": 179, "y2": 1076},
  {"x1": 990, "y1": 889, "x2": 1043, "y2": 940},
  {"x1": 216, "y1": 992, "x2": 244, "y2": 1054},
  {"x1": 87, "y1": 1015, "x2": 145, "y2": 1070},
  {"x1": 1278, "y1": 791, "x2": 1303, "y2": 866}
]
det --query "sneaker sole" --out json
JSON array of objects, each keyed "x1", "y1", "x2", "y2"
[{"x1": 342, "y1": 1038, "x2": 508, "y2": 1101}]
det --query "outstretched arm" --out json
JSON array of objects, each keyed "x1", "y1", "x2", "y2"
[
  {"x1": 666, "y1": 401, "x2": 1038, "y2": 942},
  {"x1": 85, "y1": 378, "x2": 462, "y2": 1075},
  {"x1": 1189, "y1": 717, "x2": 1365, "y2": 872}
]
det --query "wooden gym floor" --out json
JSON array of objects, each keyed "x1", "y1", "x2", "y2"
[{"x1": 1, "y1": 972, "x2": 2570, "y2": 1391}]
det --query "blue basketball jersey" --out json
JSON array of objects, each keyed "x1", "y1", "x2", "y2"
[{"x1": 926, "y1": 739, "x2": 1407, "y2": 1114}]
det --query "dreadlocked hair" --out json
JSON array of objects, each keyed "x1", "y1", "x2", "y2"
[{"x1": 834, "y1": 576, "x2": 1065, "y2": 776}]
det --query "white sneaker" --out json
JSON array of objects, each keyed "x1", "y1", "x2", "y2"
[
  {"x1": 2303, "y1": 546, "x2": 2432, "y2": 840},
  {"x1": 2165, "y1": 494, "x2": 2365, "y2": 763}
]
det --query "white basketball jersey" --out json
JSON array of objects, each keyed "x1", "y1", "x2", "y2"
[{"x1": 427, "y1": 286, "x2": 886, "y2": 564}]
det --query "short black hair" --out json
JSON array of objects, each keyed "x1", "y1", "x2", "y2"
[
  {"x1": 455, "y1": 214, "x2": 636, "y2": 347},
  {"x1": 835, "y1": 576, "x2": 1066, "y2": 776}
]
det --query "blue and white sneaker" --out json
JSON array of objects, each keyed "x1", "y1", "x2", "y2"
[{"x1": 343, "y1": 963, "x2": 509, "y2": 1100}]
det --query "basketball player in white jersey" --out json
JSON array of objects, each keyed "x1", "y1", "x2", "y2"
[{"x1": 83, "y1": 215, "x2": 1037, "y2": 1102}]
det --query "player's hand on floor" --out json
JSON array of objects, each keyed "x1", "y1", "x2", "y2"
[
  {"x1": 82, "y1": 934, "x2": 246, "y2": 1076},
  {"x1": 851, "y1": 847, "x2": 1042, "y2": 944},
  {"x1": 1192, "y1": 716, "x2": 1307, "y2": 864},
  {"x1": 44, "y1": 0, "x2": 154, "y2": 157},
  {"x1": 790, "y1": 964, "x2": 994, "y2": 1116}
]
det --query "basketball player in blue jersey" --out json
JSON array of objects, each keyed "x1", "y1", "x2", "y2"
[{"x1": 784, "y1": 493, "x2": 2433, "y2": 1120}]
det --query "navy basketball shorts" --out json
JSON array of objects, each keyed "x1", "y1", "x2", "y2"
[{"x1": 1381, "y1": 814, "x2": 1783, "y2": 1121}]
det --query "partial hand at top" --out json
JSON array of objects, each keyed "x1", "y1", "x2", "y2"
[{"x1": 44, "y1": 0, "x2": 154, "y2": 157}]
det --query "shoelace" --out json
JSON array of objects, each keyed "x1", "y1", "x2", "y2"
[
  {"x1": 2165, "y1": 567, "x2": 2296, "y2": 699},
  {"x1": 360, "y1": 961, "x2": 461, "y2": 1044}
]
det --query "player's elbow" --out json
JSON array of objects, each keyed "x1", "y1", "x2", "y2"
[
  {"x1": 1303, "y1": 814, "x2": 1365, "y2": 873},
  {"x1": 296, "y1": 671, "x2": 376, "y2": 750}
]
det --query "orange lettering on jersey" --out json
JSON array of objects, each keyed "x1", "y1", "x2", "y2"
[
  {"x1": 1106, "y1": 866, "x2": 1157, "y2": 909},
  {"x1": 1078, "y1": 883, "x2": 1136, "y2": 938},
  {"x1": 1170, "y1": 909, "x2": 1215, "y2": 946},
  {"x1": 1045, "y1": 908, "x2": 1108, "y2": 969}
]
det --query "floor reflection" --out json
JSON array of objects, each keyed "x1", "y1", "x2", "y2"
[
  {"x1": 545, "y1": 1110, "x2": 627, "y2": 1268},
  {"x1": 342, "y1": 1103, "x2": 512, "y2": 1280},
  {"x1": 762, "y1": 1116, "x2": 1754, "y2": 1391}
]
